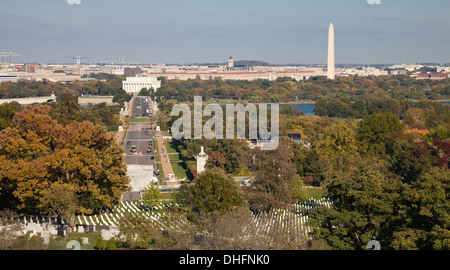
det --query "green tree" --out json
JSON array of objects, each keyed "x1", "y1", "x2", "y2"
[
  {"x1": 107, "y1": 237, "x2": 117, "y2": 250},
  {"x1": 95, "y1": 236, "x2": 105, "y2": 250},
  {"x1": 309, "y1": 166, "x2": 403, "y2": 250},
  {"x1": 326, "y1": 98, "x2": 355, "y2": 118},
  {"x1": 290, "y1": 175, "x2": 307, "y2": 202},
  {"x1": 358, "y1": 113, "x2": 403, "y2": 145},
  {"x1": 357, "y1": 112, "x2": 403, "y2": 155},
  {"x1": 313, "y1": 98, "x2": 328, "y2": 116},
  {"x1": 353, "y1": 99, "x2": 368, "y2": 118},
  {"x1": 176, "y1": 168, "x2": 246, "y2": 214},
  {"x1": 138, "y1": 88, "x2": 151, "y2": 97},
  {"x1": 393, "y1": 167, "x2": 450, "y2": 250},
  {"x1": 112, "y1": 89, "x2": 132, "y2": 106},
  {"x1": 0, "y1": 102, "x2": 20, "y2": 131},
  {"x1": 142, "y1": 182, "x2": 161, "y2": 210}
]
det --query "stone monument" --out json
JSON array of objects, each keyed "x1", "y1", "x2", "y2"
[
  {"x1": 327, "y1": 22, "x2": 335, "y2": 80},
  {"x1": 195, "y1": 146, "x2": 209, "y2": 174}
]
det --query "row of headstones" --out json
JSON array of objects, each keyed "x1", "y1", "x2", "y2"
[
  {"x1": 252, "y1": 210, "x2": 312, "y2": 238},
  {"x1": 81, "y1": 201, "x2": 169, "y2": 226},
  {"x1": 77, "y1": 214, "x2": 117, "y2": 227},
  {"x1": 73, "y1": 201, "x2": 180, "y2": 227},
  {"x1": 23, "y1": 216, "x2": 60, "y2": 225},
  {"x1": 293, "y1": 198, "x2": 333, "y2": 209},
  {"x1": 24, "y1": 222, "x2": 58, "y2": 235},
  {"x1": 116, "y1": 201, "x2": 142, "y2": 213},
  {"x1": 76, "y1": 207, "x2": 163, "y2": 227},
  {"x1": 117, "y1": 201, "x2": 178, "y2": 213},
  {"x1": 253, "y1": 216, "x2": 312, "y2": 238}
]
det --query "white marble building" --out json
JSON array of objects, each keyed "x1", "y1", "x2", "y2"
[{"x1": 122, "y1": 77, "x2": 162, "y2": 94}]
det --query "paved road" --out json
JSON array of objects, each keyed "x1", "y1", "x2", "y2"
[
  {"x1": 124, "y1": 122, "x2": 157, "y2": 169},
  {"x1": 131, "y1": 97, "x2": 150, "y2": 118}
]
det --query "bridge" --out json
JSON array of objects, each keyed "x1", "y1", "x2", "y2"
[{"x1": 0, "y1": 94, "x2": 56, "y2": 105}]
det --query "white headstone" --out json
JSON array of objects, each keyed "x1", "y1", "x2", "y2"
[
  {"x1": 26, "y1": 222, "x2": 36, "y2": 232},
  {"x1": 101, "y1": 229, "x2": 111, "y2": 241},
  {"x1": 82, "y1": 237, "x2": 89, "y2": 245},
  {"x1": 43, "y1": 236, "x2": 50, "y2": 245},
  {"x1": 48, "y1": 225, "x2": 58, "y2": 236},
  {"x1": 35, "y1": 224, "x2": 43, "y2": 234}
]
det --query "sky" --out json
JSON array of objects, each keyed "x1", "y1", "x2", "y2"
[{"x1": 1, "y1": 0, "x2": 449, "y2": 65}]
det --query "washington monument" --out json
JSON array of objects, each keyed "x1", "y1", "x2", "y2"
[{"x1": 327, "y1": 22, "x2": 335, "y2": 80}]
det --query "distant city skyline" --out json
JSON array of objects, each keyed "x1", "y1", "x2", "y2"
[{"x1": 1, "y1": 0, "x2": 449, "y2": 65}]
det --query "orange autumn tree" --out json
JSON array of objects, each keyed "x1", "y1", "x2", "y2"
[{"x1": 0, "y1": 105, "x2": 129, "y2": 225}]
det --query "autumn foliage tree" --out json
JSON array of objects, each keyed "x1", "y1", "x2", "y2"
[
  {"x1": 205, "y1": 152, "x2": 226, "y2": 170},
  {"x1": 0, "y1": 105, "x2": 130, "y2": 223},
  {"x1": 246, "y1": 137, "x2": 299, "y2": 211}
]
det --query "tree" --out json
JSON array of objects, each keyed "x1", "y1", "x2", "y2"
[
  {"x1": 205, "y1": 152, "x2": 226, "y2": 170},
  {"x1": 353, "y1": 99, "x2": 368, "y2": 118},
  {"x1": 142, "y1": 182, "x2": 161, "y2": 210},
  {"x1": 117, "y1": 211, "x2": 196, "y2": 250},
  {"x1": 357, "y1": 112, "x2": 403, "y2": 155},
  {"x1": 246, "y1": 138, "x2": 298, "y2": 211},
  {"x1": 404, "y1": 108, "x2": 425, "y2": 128},
  {"x1": 38, "y1": 182, "x2": 79, "y2": 230},
  {"x1": 176, "y1": 168, "x2": 246, "y2": 214},
  {"x1": 95, "y1": 236, "x2": 105, "y2": 250},
  {"x1": 0, "y1": 105, "x2": 130, "y2": 218},
  {"x1": 314, "y1": 121, "x2": 359, "y2": 182},
  {"x1": 290, "y1": 175, "x2": 307, "y2": 202},
  {"x1": 309, "y1": 166, "x2": 404, "y2": 250},
  {"x1": 313, "y1": 98, "x2": 328, "y2": 116},
  {"x1": 112, "y1": 89, "x2": 132, "y2": 106},
  {"x1": 138, "y1": 88, "x2": 151, "y2": 97},
  {"x1": 0, "y1": 102, "x2": 20, "y2": 131},
  {"x1": 51, "y1": 93, "x2": 81, "y2": 125},
  {"x1": 326, "y1": 99, "x2": 355, "y2": 118},
  {"x1": 154, "y1": 110, "x2": 171, "y2": 128},
  {"x1": 107, "y1": 238, "x2": 117, "y2": 250},
  {"x1": 393, "y1": 167, "x2": 450, "y2": 250}
]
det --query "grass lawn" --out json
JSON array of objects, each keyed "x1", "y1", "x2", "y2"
[
  {"x1": 172, "y1": 162, "x2": 188, "y2": 179},
  {"x1": 169, "y1": 153, "x2": 181, "y2": 161},
  {"x1": 185, "y1": 160, "x2": 197, "y2": 172},
  {"x1": 165, "y1": 140, "x2": 179, "y2": 153},
  {"x1": 306, "y1": 188, "x2": 325, "y2": 200},
  {"x1": 161, "y1": 130, "x2": 171, "y2": 136},
  {"x1": 157, "y1": 163, "x2": 164, "y2": 180},
  {"x1": 47, "y1": 232, "x2": 101, "y2": 250},
  {"x1": 130, "y1": 118, "x2": 150, "y2": 123}
]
